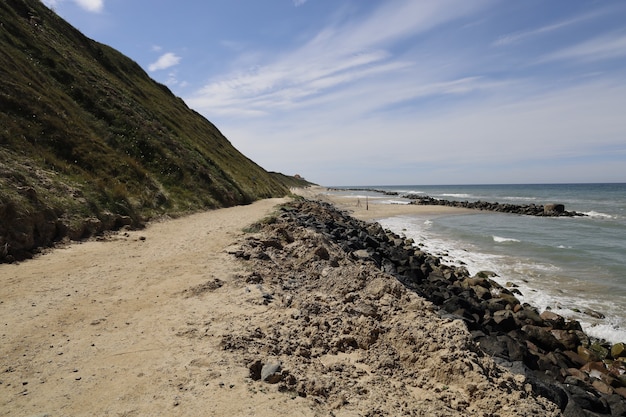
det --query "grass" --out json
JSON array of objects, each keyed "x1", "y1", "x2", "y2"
[{"x1": 0, "y1": 0, "x2": 313, "y2": 259}]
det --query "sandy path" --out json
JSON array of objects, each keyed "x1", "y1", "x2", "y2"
[{"x1": 0, "y1": 197, "x2": 317, "y2": 416}]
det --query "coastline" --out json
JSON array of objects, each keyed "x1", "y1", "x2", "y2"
[
  {"x1": 292, "y1": 185, "x2": 475, "y2": 221},
  {"x1": 2, "y1": 191, "x2": 624, "y2": 415}
]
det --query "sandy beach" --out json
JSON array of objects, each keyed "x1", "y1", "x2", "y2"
[
  {"x1": 0, "y1": 193, "x2": 560, "y2": 416},
  {"x1": 292, "y1": 186, "x2": 474, "y2": 221}
]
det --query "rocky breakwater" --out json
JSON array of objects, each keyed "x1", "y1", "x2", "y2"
[
  {"x1": 235, "y1": 199, "x2": 626, "y2": 416},
  {"x1": 405, "y1": 195, "x2": 585, "y2": 217}
]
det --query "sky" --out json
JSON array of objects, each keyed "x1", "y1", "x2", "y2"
[{"x1": 41, "y1": 0, "x2": 626, "y2": 186}]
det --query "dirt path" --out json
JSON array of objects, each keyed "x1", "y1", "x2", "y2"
[
  {"x1": 0, "y1": 197, "x2": 317, "y2": 416},
  {"x1": 1, "y1": 195, "x2": 561, "y2": 416}
]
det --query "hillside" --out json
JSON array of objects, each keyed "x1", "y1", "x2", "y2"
[{"x1": 0, "y1": 0, "x2": 311, "y2": 261}]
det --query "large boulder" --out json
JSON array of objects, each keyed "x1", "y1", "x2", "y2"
[{"x1": 544, "y1": 203, "x2": 565, "y2": 215}]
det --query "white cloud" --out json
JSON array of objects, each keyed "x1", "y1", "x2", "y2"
[
  {"x1": 540, "y1": 32, "x2": 626, "y2": 63},
  {"x1": 148, "y1": 52, "x2": 181, "y2": 72},
  {"x1": 187, "y1": 0, "x2": 492, "y2": 117},
  {"x1": 293, "y1": 0, "x2": 307, "y2": 7},
  {"x1": 182, "y1": 0, "x2": 625, "y2": 184},
  {"x1": 493, "y1": 9, "x2": 607, "y2": 47},
  {"x1": 41, "y1": 0, "x2": 103, "y2": 13},
  {"x1": 74, "y1": 0, "x2": 103, "y2": 13}
]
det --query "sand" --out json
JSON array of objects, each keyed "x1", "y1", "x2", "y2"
[
  {"x1": 0, "y1": 193, "x2": 560, "y2": 416},
  {"x1": 291, "y1": 186, "x2": 474, "y2": 221}
]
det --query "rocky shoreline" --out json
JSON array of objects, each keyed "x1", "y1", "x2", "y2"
[
  {"x1": 330, "y1": 188, "x2": 586, "y2": 217},
  {"x1": 235, "y1": 198, "x2": 625, "y2": 416}
]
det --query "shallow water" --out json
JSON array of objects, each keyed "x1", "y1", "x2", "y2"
[{"x1": 330, "y1": 184, "x2": 626, "y2": 344}]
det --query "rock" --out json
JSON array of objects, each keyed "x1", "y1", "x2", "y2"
[
  {"x1": 550, "y1": 330, "x2": 580, "y2": 351},
  {"x1": 543, "y1": 204, "x2": 565, "y2": 215},
  {"x1": 540, "y1": 311, "x2": 565, "y2": 328},
  {"x1": 261, "y1": 362, "x2": 282, "y2": 384},
  {"x1": 522, "y1": 325, "x2": 564, "y2": 351},
  {"x1": 589, "y1": 342, "x2": 610, "y2": 361},
  {"x1": 583, "y1": 308, "x2": 605, "y2": 319},
  {"x1": 249, "y1": 360, "x2": 263, "y2": 380},
  {"x1": 314, "y1": 246, "x2": 330, "y2": 260},
  {"x1": 611, "y1": 342, "x2": 626, "y2": 359},
  {"x1": 577, "y1": 346, "x2": 600, "y2": 363}
]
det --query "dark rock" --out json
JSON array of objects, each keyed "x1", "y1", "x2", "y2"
[
  {"x1": 261, "y1": 362, "x2": 283, "y2": 384},
  {"x1": 523, "y1": 325, "x2": 565, "y2": 351},
  {"x1": 544, "y1": 204, "x2": 565, "y2": 215},
  {"x1": 551, "y1": 330, "x2": 581, "y2": 351},
  {"x1": 249, "y1": 360, "x2": 263, "y2": 380}
]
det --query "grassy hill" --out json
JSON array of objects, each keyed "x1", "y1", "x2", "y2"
[{"x1": 0, "y1": 0, "x2": 312, "y2": 261}]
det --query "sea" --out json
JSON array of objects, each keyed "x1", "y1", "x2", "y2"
[{"x1": 327, "y1": 183, "x2": 626, "y2": 344}]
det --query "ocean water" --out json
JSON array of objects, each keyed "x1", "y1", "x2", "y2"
[{"x1": 329, "y1": 184, "x2": 626, "y2": 344}]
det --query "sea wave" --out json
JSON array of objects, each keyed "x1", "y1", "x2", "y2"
[
  {"x1": 493, "y1": 236, "x2": 520, "y2": 243},
  {"x1": 440, "y1": 193, "x2": 472, "y2": 198},
  {"x1": 502, "y1": 196, "x2": 538, "y2": 201},
  {"x1": 382, "y1": 200, "x2": 410, "y2": 205},
  {"x1": 583, "y1": 210, "x2": 614, "y2": 219}
]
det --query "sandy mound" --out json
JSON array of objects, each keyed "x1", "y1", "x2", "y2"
[{"x1": 0, "y1": 196, "x2": 559, "y2": 416}]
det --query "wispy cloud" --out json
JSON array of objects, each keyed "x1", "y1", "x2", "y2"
[
  {"x1": 187, "y1": 0, "x2": 492, "y2": 117},
  {"x1": 293, "y1": 0, "x2": 307, "y2": 7},
  {"x1": 539, "y1": 32, "x2": 626, "y2": 63},
  {"x1": 493, "y1": 9, "x2": 606, "y2": 47},
  {"x1": 180, "y1": 0, "x2": 625, "y2": 184},
  {"x1": 148, "y1": 52, "x2": 181, "y2": 72}
]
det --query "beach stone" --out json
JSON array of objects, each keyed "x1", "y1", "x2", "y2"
[
  {"x1": 589, "y1": 342, "x2": 610, "y2": 361},
  {"x1": 606, "y1": 394, "x2": 626, "y2": 416},
  {"x1": 565, "y1": 384, "x2": 610, "y2": 414},
  {"x1": 577, "y1": 346, "x2": 600, "y2": 363},
  {"x1": 543, "y1": 204, "x2": 565, "y2": 215},
  {"x1": 261, "y1": 362, "x2": 282, "y2": 383},
  {"x1": 583, "y1": 308, "x2": 606, "y2": 319},
  {"x1": 540, "y1": 311, "x2": 565, "y2": 328},
  {"x1": 550, "y1": 330, "x2": 580, "y2": 351},
  {"x1": 522, "y1": 325, "x2": 564, "y2": 351},
  {"x1": 249, "y1": 359, "x2": 263, "y2": 380},
  {"x1": 563, "y1": 350, "x2": 588, "y2": 367},
  {"x1": 611, "y1": 342, "x2": 626, "y2": 359}
]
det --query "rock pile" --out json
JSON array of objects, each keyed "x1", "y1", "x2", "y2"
[
  {"x1": 406, "y1": 195, "x2": 585, "y2": 217},
  {"x1": 234, "y1": 199, "x2": 625, "y2": 416}
]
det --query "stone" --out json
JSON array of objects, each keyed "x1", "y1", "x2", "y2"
[
  {"x1": 611, "y1": 342, "x2": 626, "y2": 359},
  {"x1": 550, "y1": 329, "x2": 580, "y2": 351},
  {"x1": 583, "y1": 308, "x2": 605, "y2": 319},
  {"x1": 543, "y1": 204, "x2": 565, "y2": 215},
  {"x1": 261, "y1": 362, "x2": 282, "y2": 384},
  {"x1": 589, "y1": 342, "x2": 610, "y2": 361},
  {"x1": 522, "y1": 325, "x2": 564, "y2": 351},
  {"x1": 540, "y1": 311, "x2": 565, "y2": 327},
  {"x1": 249, "y1": 360, "x2": 263, "y2": 380},
  {"x1": 577, "y1": 346, "x2": 600, "y2": 363},
  {"x1": 563, "y1": 350, "x2": 588, "y2": 367}
]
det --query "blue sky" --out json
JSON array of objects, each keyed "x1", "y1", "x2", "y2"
[{"x1": 42, "y1": 0, "x2": 626, "y2": 186}]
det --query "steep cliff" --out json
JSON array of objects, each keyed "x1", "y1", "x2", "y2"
[{"x1": 0, "y1": 0, "x2": 310, "y2": 260}]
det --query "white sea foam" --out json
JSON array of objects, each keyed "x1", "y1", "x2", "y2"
[
  {"x1": 381, "y1": 200, "x2": 410, "y2": 205},
  {"x1": 441, "y1": 193, "x2": 472, "y2": 198},
  {"x1": 377, "y1": 214, "x2": 626, "y2": 344},
  {"x1": 502, "y1": 196, "x2": 538, "y2": 201},
  {"x1": 493, "y1": 236, "x2": 520, "y2": 243},
  {"x1": 583, "y1": 211, "x2": 614, "y2": 219}
]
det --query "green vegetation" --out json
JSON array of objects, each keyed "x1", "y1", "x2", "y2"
[{"x1": 0, "y1": 0, "x2": 313, "y2": 260}]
